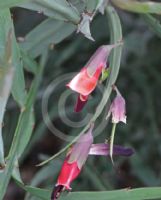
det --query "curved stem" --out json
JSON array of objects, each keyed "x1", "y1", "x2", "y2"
[
  {"x1": 37, "y1": 5, "x2": 123, "y2": 167},
  {"x1": 110, "y1": 123, "x2": 117, "y2": 165}
]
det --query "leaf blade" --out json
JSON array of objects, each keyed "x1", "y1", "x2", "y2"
[
  {"x1": 142, "y1": 14, "x2": 161, "y2": 38},
  {"x1": 20, "y1": 19, "x2": 76, "y2": 58},
  {"x1": 0, "y1": 51, "x2": 47, "y2": 200},
  {"x1": 0, "y1": 0, "x2": 32, "y2": 9},
  {"x1": 112, "y1": 0, "x2": 161, "y2": 14},
  {"x1": 19, "y1": 0, "x2": 80, "y2": 23},
  {"x1": 15, "y1": 186, "x2": 161, "y2": 200}
]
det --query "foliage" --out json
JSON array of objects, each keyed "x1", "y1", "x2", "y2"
[{"x1": 0, "y1": 0, "x2": 161, "y2": 200}]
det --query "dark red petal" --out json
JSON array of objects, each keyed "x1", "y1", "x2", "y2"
[
  {"x1": 74, "y1": 94, "x2": 88, "y2": 112},
  {"x1": 51, "y1": 185, "x2": 65, "y2": 200}
]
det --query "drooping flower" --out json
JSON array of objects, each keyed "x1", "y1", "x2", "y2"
[
  {"x1": 67, "y1": 44, "x2": 118, "y2": 112},
  {"x1": 107, "y1": 86, "x2": 126, "y2": 124},
  {"x1": 51, "y1": 127, "x2": 134, "y2": 200},
  {"x1": 51, "y1": 125, "x2": 93, "y2": 200}
]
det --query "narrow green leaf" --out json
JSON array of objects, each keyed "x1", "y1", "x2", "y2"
[
  {"x1": 0, "y1": 0, "x2": 30, "y2": 9},
  {"x1": 0, "y1": 65, "x2": 14, "y2": 168},
  {"x1": 142, "y1": 14, "x2": 161, "y2": 38},
  {"x1": 17, "y1": 110, "x2": 35, "y2": 157},
  {"x1": 85, "y1": 0, "x2": 99, "y2": 12},
  {"x1": 12, "y1": 160, "x2": 23, "y2": 183},
  {"x1": 85, "y1": 0, "x2": 107, "y2": 14},
  {"x1": 25, "y1": 186, "x2": 50, "y2": 200},
  {"x1": 59, "y1": 188, "x2": 161, "y2": 200},
  {"x1": 15, "y1": 186, "x2": 161, "y2": 200},
  {"x1": 0, "y1": 52, "x2": 47, "y2": 200},
  {"x1": 0, "y1": 13, "x2": 14, "y2": 168},
  {"x1": 20, "y1": 19, "x2": 76, "y2": 58},
  {"x1": 0, "y1": 9, "x2": 26, "y2": 106},
  {"x1": 21, "y1": 50, "x2": 38, "y2": 74},
  {"x1": 112, "y1": 0, "x2": 161, "y2": 14},
  {"x1": 19, "y1": 0, "x2": 80, "y2": 23}
]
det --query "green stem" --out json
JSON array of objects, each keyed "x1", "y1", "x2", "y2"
[
  {"x1": 110, "y1": 123, "x2": 117, "y2": 165},
  {"x1": 37, "y1": 5, "x2": 123, "y2": 166}
]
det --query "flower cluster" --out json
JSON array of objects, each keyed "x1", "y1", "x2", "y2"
[
  {"x1": 51, "y1": 44, "x2": 132, "y2": 200},
  {"x1": 51, "y1": 125, "x2": 133, "y2": 200}
]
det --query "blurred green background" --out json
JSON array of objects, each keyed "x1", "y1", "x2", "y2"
[{"x1": 3, "y1": 6, "x2": 161, "y2": 200}]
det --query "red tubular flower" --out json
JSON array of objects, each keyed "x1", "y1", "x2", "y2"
[
  {"x1": 51, "y1": 126, "x2": 93, "y2": 200},
  {"x1": 51, "y1": 128, "x2": 134, "y2": 200},
  {"x1": 55, "y1": 156, "x2": 80, "y2": 190},
  {"x1": 67, "y1": 44, "x2": 118, "y2": 112}
]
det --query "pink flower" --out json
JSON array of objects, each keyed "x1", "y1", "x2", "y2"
[
  {"x1": 51, "y1": 126, "x2": 133, "y2": 200},
  {"x1": 51, "y1": 125, "x2": 93, "y2": 200},
  {"x1": 67, "y1": 44, "x2": 117, "y2": 112},
  {"x1": 107, "y1": 87, "x2": 126, "y2": 124}
]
